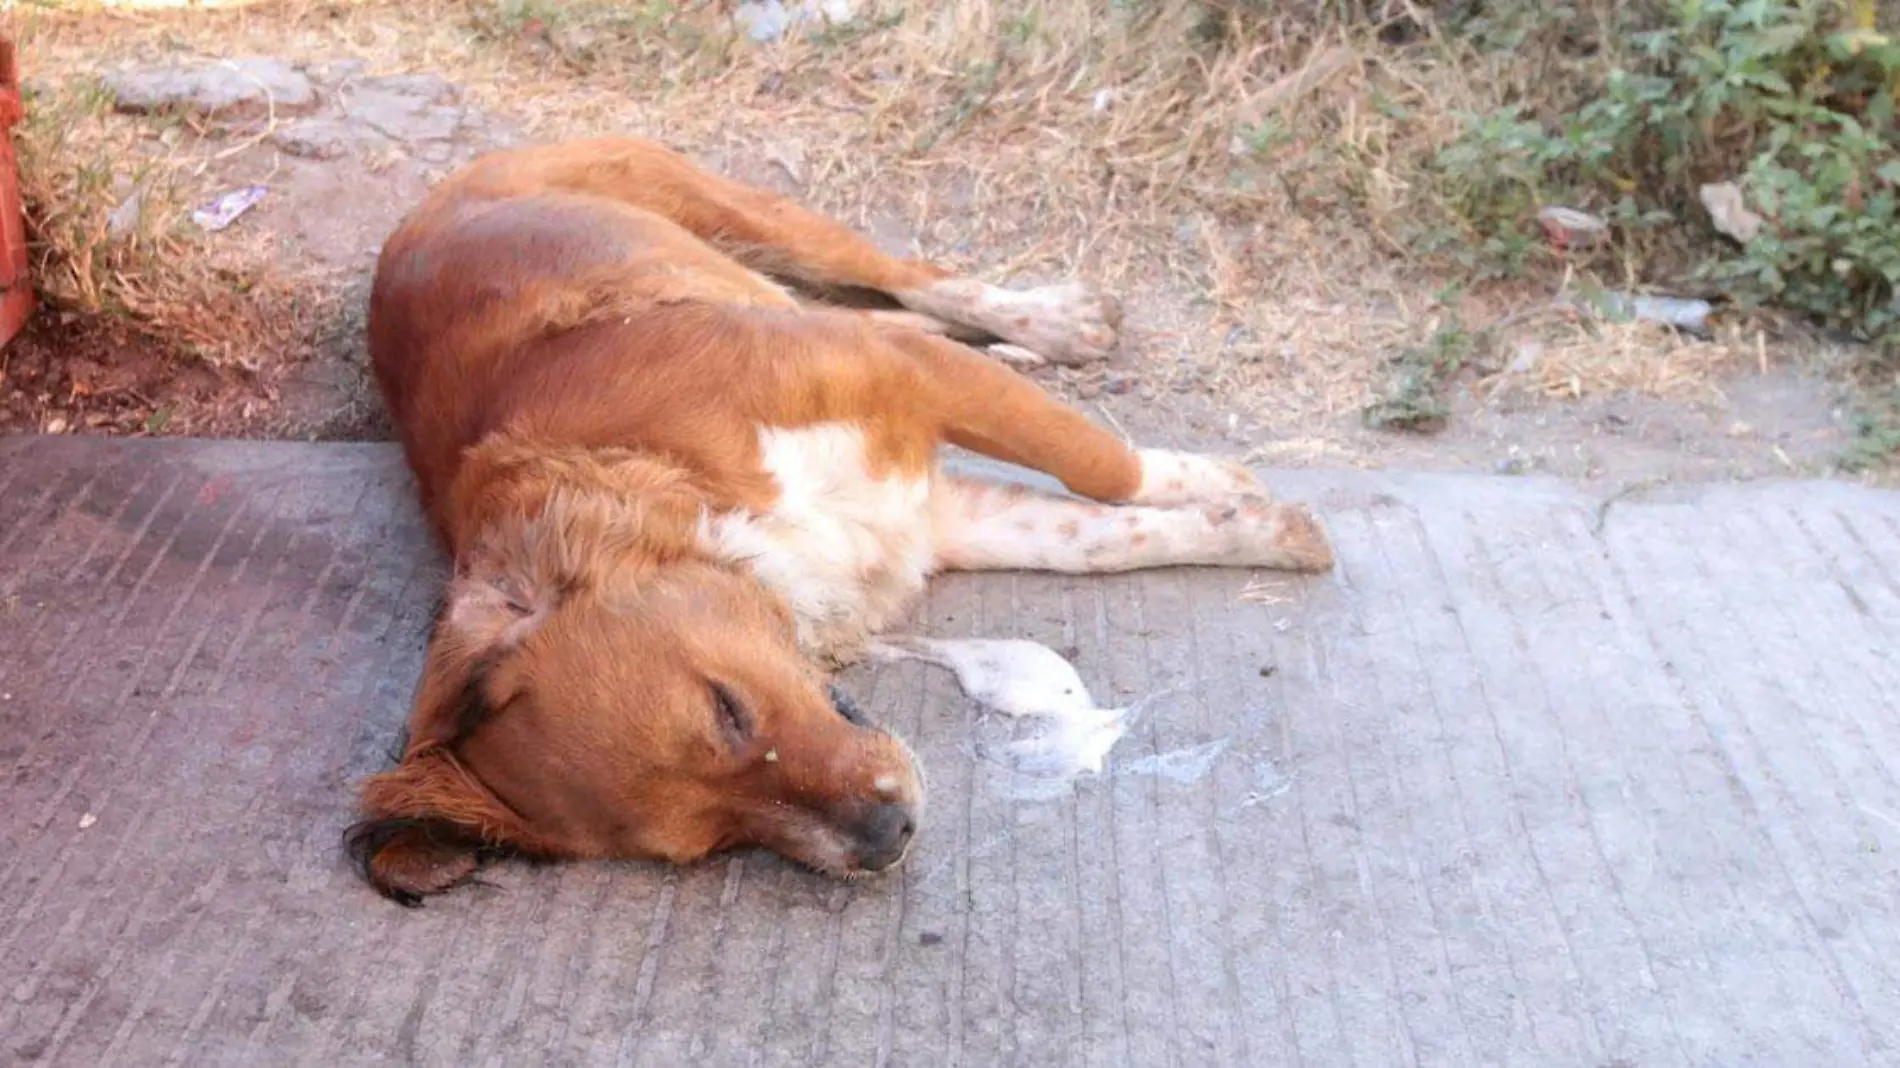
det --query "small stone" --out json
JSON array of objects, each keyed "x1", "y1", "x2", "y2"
[
  {"x1": 345, "y1": 77, "x2": 463, "y2": 142},
  {"x1": 44, "y1": 416, "x2": 68, "y2": 434},
  {"x1": 735, "y1": 0, "x2": 794, "y2": 41},
  {"x1": 1076, "y1": 380, "x2": 1103, "y2": 400},
  {"x1": 105, "y1": 57, "x2": 317, "y2": 118},
  {"x1": 1103, "y1": 373, "x2": 1133, "y2": 396},
  {"x1": 78, "y1": 813, "x2": 97, "y2": 830},
  {"x1": 918, "y1": 931, "x2": 944, "y2": 946},
  {"x1": 735, "y1": 0, "x2": 853, "y2": 43},
  {"x1": 270, "y1": 119, "x2": 355, "y2": 160},
  {"x1": 805, "y1": 0, "x2": 855, "y2": 23},
  {"x1": 360, "y1": 74, "x2": 458, "y2": 104}
]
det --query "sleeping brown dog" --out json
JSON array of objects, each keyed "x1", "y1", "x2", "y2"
[{"x1": 348, "y1": 137, "x2": 1333, "y2": 904}]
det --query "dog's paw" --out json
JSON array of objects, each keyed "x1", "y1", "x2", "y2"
[
  {"x1": 1208, "y1": 500, "x2": 1334, "y2": 573},
  {"x1": 982, "y1": 282, "x2": 1121, "y2": 365},
  {"x1": 1132, "y1": 449, "x2": 1272, "y2": 506}
]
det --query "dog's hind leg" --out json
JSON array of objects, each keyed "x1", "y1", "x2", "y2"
[{"x1": 476, "y1": 139, "x2": 1121, "y2": 365}]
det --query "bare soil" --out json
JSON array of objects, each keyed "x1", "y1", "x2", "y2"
[{"x1": 0, "y1": 4, "x2": 1870, "y2": 488}]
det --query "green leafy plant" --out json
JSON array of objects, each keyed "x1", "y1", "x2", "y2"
[
  {"x1": 1430, "y1": 0, "x2": 1900, "y2": 352},
  {"x1": 1362, "y1": 318, "x2": 1482, "y2": 432},
  {"x1": 1841, "y1": 379, "x2": 1900, "y2": 472},
  {"x1": 1405, "y1": 0, "x2": 1900, "y2": 463}
]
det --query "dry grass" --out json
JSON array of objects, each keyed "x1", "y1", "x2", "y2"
[
  {"x1": 6, "y1": 0, "x2": 1780, "y2": 442},
  {"x1": 11, "y1": 48, "x2": 308, "y2": 368},
  {"x1": 1481, "y1": 316, "x2": 1753, "y2": 405}
]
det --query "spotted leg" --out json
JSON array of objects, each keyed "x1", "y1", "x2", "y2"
[{"x1": 928, "y1": 479, "x2": 1332, "y2": 574}]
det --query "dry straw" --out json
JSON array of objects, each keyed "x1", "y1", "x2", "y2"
[{"x1": 10, "y1": 0, "x2": 1757, "y2": 438}]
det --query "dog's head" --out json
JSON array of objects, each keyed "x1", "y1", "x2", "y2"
[{"x1": 345, "y1": 443, "x2": 923, "y2": 904}]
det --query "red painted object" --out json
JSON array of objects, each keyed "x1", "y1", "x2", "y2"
[{"x1": 0, "y1": 37, "x2": 34, "y2": 351}]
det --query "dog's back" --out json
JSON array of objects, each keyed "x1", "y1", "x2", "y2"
[{"x1": 368, "y1": 141, "x2": 828, "y2": 539}]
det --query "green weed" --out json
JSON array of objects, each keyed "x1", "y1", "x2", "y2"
[{"x1": 1362, "y1": 318, "x2": 1482, "y2": 433}]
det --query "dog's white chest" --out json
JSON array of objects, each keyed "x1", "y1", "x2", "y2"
[{"x1": 699, "y1": 422, "x2": 934, "y2": 659}]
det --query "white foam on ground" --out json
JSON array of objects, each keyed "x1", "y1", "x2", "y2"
[
  {"x1": 869, "y1": 637, "x2": 1129, "y2": 780},
  {"x1": 1121, "y1": 738, "x2": 1230, "y2": 783}
]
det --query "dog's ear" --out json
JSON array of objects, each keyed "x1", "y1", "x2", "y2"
[
  {"x1": 351, "y1": 579, "x2": 538, "y2": 906},
  {"x1": 344, "y1": 748, "x2": 523, "y2": 906},
  {"x1": 394, "y1": 545, "x2": 559, "y2": 760},
  {"x1": 428, "y1": 492, "x2": 647, "y2": 669},
  {"x1": 342, "y1": 815, "x2": 484, "y2": 907},
  {"x1": 437, "y1": 557, "x2": 556, "y2": 656}
]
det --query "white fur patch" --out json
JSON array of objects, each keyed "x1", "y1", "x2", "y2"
[
  {"x1": 699, "y1": 422, "x2": 934, "y2": 660},
  {"x1": 931, "y1": 481, "x2": 1330, "y2": 574},
  {"x1": 1132, "y1": 448, "x2": 1267, "y2": 506}
]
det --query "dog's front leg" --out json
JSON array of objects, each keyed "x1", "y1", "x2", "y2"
[
  {"x1": 927, "y1": 479, "x2": 1333, "y2": 575},
  {"x1": 893, "y1": 329, "x2": 1285, "y2": 507}
]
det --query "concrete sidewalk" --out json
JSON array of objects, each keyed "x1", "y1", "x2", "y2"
[{"x1": 2, "y1": 434, "x2": 1899, "y2": 1066}]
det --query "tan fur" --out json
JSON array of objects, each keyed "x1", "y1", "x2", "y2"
[{"x1": 350, "y1": 137, "x2": 1331, "y2": 904}]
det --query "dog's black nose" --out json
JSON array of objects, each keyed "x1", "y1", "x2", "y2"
[{"x1": 853, "y1": 803, "x2": 917, "y2": 871}]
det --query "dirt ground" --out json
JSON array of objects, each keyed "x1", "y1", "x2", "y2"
[{"x1": 0, "y1": 1, "x2": 1876, "y2": 487}]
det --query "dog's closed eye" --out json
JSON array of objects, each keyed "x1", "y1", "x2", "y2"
[{"x1": 711, "y1": 682, "x2": 751, "y2": 741}]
